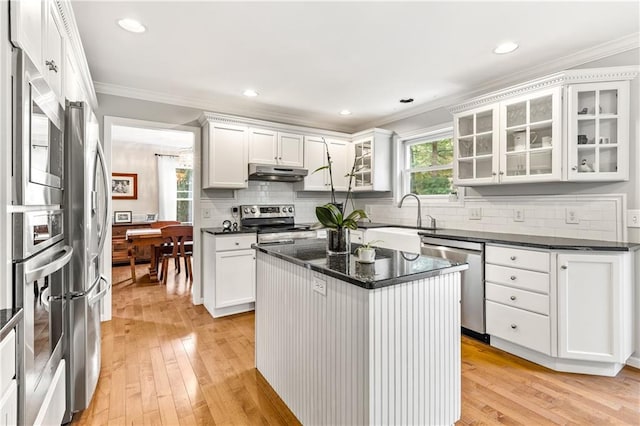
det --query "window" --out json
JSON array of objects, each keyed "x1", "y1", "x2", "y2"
[
  {"x1": 402, "y1": 129, "x2": 455, "y2": 197},
  {"x1": 176, "y1": 152, "x2": 193, "y2": 223}
]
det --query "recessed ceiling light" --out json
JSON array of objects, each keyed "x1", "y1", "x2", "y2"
[
  {"x1": 117, "y1": 18, "x2": 146, "y2": 33},
  {"x1": 243, "y1": 89, "x2": 259, "y2": 97},
  {"x1": 493, "y1": 41, "x2": 519, "y2": 54},
  {"x1": 339, "y1": 110, "x2": 352, "y2": 116},
  {"x1": 399, "y1": 98, "x2": 414, "y2": 104}
]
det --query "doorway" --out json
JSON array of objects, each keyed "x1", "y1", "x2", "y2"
[{"x1": 103, "y1": 117, "x2": 201, "y2": 321}]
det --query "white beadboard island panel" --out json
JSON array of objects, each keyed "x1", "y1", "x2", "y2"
[{"x1": 255, "y1": 252, "x2": 461, "y2": 425}]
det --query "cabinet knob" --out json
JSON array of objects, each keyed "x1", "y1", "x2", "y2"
[
  {"x1": 510, "y1": 256, "x2": 516, "y2": 261},
  {"x1": 492, "y1": 172, "x2": 497, "y2": 176},
  {"x1": 510, "y1": 275, "x2": 517, "y2": 281},
  {"x1": 274, "y1": 156, "x2": 278, "y2": 160},
  {"x1": 561, "y1": 265, "x2": 568, "y2": 270},
  {"x1": 278, "y1": 157, "x2": 282, "y2": 160},
  {"x1": 510, "y1": 324, "x2": 518, "y2": 329},
  {"x1": 499, "y1": 171, "x2": 505, "y2": 175},
  {"x1": 45, "y1": 59, "x2": 58, "y2": 73},
  {"x1": 572, "y1": 166, "x2": 577, "y2": 171},
  {"x1": 235, "y1": 242, "x2": 239, "y2": 246},
  {"x1": 510, "y1": 295, "x2": 516, "y2": 301}
]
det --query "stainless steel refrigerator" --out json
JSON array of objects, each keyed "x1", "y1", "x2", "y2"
[{"x1": 63, "y1": 100, "x2": 110, "y2": 422}]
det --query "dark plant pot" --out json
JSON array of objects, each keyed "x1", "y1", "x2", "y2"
[{"x1": 326, "y1": 227, "x2": 350, "y2": 255}]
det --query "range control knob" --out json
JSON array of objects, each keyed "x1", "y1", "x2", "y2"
[
  {"x1": 288, "y1": 207, "x2": 294, "y2": 213},
  {"x1": 281, "y1": 206, "x2": 287, "y2": 213},
  {"x1": 250, "y1": 207, "x2": 256, "y2": 213},
  {"x1": 243, "y1": 208, "x2": 250, "y2": 214}
]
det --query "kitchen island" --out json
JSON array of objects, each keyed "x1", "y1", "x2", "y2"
[{"x1": 254, "y1": 240, "x2": 468, "y2": 425}]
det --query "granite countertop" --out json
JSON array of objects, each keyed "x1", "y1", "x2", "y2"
[
  {"x1": 255, "y1": 239, "x2": 468, "y2": 289},
  {"x1": 0, "y1": 308, "x2": 23, "y2": 341},
  {"x1": 356, "y1": 221, "x2": 639, "y2": 251},
  {"x1": 202, "y1": 227, "x2": 257, "y2": 235}
]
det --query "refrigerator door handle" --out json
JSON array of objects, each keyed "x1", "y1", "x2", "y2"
[
  {"x1": 88, "y1": 275, "x2": 110, "y2": 307},
  {"x1": 95, "y1": 140, "x2": 110, "y2": 257},
  {"x1": 24, "y1": 245, "x2": 74, "y2": 282}
]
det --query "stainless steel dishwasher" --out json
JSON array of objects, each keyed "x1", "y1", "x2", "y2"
[{"x1": 421, "y1": 236, "x2": 489, "y2": 343}]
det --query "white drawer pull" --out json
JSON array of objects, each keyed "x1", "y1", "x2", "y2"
[
  {"x1": 510, "y1": 324, "x2": 518, "y2": 329},
  {"x1": 510, "y1": 295, "x2": 516, "y2": 301},
  {"x1": 561, "y1": 265, "x2": 568, "y2": 270},
  {"x1": 510, "y1": 256, "x2": 516, "y2": 261},
  {"x1": 510, "y1": 275, "x2": 517, "y2": 281}
]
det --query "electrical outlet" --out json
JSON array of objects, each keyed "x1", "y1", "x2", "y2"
[
  {"x1": 365, "y1": 205, "x2": 372, "y2": 216},
  {"x1": 313, "y1": 277, "x2": 327, "y2": 296},
  {"x1": 514, "y1": 208, "x2": 525, "y2": 222},
  {"x1": 202, "y1": 207, "x2": 212, "y2": 219},
  {"x1": 469, "y1": 208, "x2": 482, "y2": 220},
  {"x1": 628, "y1": 209, "x2": 640, "y2": 228},
  {"x1": 565, "y1": 208, "x2": 579, "y2": 224}
]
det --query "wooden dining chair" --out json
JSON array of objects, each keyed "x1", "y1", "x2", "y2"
[
  {"x1": 150, "y1": 221, "x2": 181, "y2": 276},
  {"x1": 159, "y1": 225, "x2": 193, "y2": 285}
]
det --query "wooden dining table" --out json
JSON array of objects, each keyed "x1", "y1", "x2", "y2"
[{"x1": 125, "y1": 228, "x2": 165, "y2": 282}]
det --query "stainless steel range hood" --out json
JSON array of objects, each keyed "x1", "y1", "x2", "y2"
[{"x1": 248, "y1": 163, "x2": 308, "y2": 182}]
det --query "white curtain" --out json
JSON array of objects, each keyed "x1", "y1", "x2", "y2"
[{"x1": 157, "y1": 155, "x2": 178, "y2": 220}]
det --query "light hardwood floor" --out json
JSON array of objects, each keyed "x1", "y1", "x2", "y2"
[{"x1": 72, "y1": 263, "x2": 640, "y2": 425}]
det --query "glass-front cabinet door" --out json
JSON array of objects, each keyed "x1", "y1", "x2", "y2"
[
  {"x1": 453, "y1": 105, "x2": 499, "y2": 185},
  {"x1": 499, "y1": 87, "x2": 562, "y2": 183},
  {"x1": 352, "y1": 137, "x2": 373, "y2": 190},
  {"x1": 567, "y1": 81, "x2": 629, "y2": 181}
]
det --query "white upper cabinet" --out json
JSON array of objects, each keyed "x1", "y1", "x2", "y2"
[
  {"x1": 499, "y1": 88, "x2": 562, "y2": 183},
  {"x1": 249, "y1": 128, "x2": 304, "y2": 167},
  {"x1": 202, "y1": 122, "x2": 249, "y2": 189},
  {"x1": 350, "y1": 128, "x2": 392, "y2": 191},
  {"x1": 567, "y1": 81, "x2": 630, "y2": 181},
  {"x1": 454, "y1": 88, "x2": 561, "y2": 186},
  {"x1": 451, "y1": 67, "x2": 636, "y2": 186},
  {"x1": 454, "y1": 105, "x2": 499, "y2": 185},
  {"x1": 10, "y1": 0, "x2": 65, "y2": 104},
  {"x1": 298, "y1": 136, "x2": 350, "y2": 191},
  {"x1": 10, "y1": 0, "x2": 43, "y2": 70}
]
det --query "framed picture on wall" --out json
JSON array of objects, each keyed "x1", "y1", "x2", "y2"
[
  {"x1": 114, "y1": 211, "x2": 132, "y2": 224},
  {"x1": 112, "y1": 172, "x2": 138, "y2": 199}
]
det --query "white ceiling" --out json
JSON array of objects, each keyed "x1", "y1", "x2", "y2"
[{"x1": 71, "y1": 1, "x2": 639, "y2": 132}]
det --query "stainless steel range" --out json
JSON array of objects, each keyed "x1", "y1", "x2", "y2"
[{"x1": 240, "y1": 204, "x2": 317, "y2": 244}]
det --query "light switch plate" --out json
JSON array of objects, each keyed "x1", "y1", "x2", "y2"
[
  {"x1": 313, "y1": 277, "x2": 327, "y2": 296},
  {"x1": 202, "y1": 207, "x2": 212, "y2": 219},
  {"x1": 469, "y1": 208, "x2": 482, "y2": 220},
  {"x1": 628, "y1": 209, "x2": 640, "y2": 228}
]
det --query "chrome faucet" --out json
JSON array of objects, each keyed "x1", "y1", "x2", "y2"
[{"x1": 399, "y1": 193, "x2": 422, "y2": 228}]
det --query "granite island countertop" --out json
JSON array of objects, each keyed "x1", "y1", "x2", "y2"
[
  {"x1": 254, "y1": 239, "x2": 468, "y2": 289},
  {"x1": 355, "y1": 222, "x2": 639, "y2": 251}
]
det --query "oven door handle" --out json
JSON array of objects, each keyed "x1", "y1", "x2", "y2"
[{"x1": 24, "y1": 245, "x2": 73, "y2": 283}]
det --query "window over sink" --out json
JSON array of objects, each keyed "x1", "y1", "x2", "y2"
[{"x1": 399, "y1": 127, "x2": 458, "y2": 202}]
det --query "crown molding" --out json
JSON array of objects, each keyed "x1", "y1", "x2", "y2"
[
  {"x1": 360, "y1": 33, "x2": 640, "y2": 129},
  {"x1": 55, "y1": 0, "x2": 98, "y2": 110},
  {"x1": 197, "y1": 111, "x2": 352, "y2": 140}
]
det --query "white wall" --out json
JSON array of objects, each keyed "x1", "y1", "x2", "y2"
[{"x1": 110, "y1": 142, "x2": 183, "y2": 220}]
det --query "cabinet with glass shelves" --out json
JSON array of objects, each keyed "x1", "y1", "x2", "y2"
[
  {"x1": 567, "y1": 81, "x2": 629, "y2": 181},
  {"x1": 350, "y1": 128, "x2": 392, "y2": 191},
  {"x1": 499, "y1": 87, "x2": 562, "y2": 183},
  {"x1": 453, "y1": 106, "x2": 499, "y2": 185}
]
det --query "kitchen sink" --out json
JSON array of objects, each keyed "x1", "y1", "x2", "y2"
[{"x1": 363, "y1": 227, "x2": 422, "y2": 253}]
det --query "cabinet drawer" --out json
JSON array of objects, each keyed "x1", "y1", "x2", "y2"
[
  {"x1": 486, "y1": 245, "x2": 550, "y2": 272},
  {"x1": 215, "y1": 234, "x2": 256, "y2": 251},
  {"x1": 0, "y1": 330, "x2": 15, "y2": 396},
  {"x1": 487, "y1": 301, "x2": 550, "y2": 355},
  {"x1": 485, "y1": 264, "x2": 549, "y2": 294},
  {"x1": 0, "y1": 379, "x2": 17, "y2": 426},
  {"x1": 486, "y1": 283, "x2": 549, "y2": 315}
]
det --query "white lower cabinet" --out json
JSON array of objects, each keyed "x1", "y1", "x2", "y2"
[
  {"x1": 0, "y1": 330, "x2": 17, "y2": 425},
  {"x1": 485, "y1": 245, "x2": 552, "y2": 356},
  {"x1": 557, "y1": 252, "x2": 632, "y2": 364},
  {"x1": 0, "y1": 380, "x2": 17, "y2": 426},
  {"x1": 203, "y1": 232, "x2": 257, "y2": 318},
  {"x1": 487, "y1": 244, "x2": 634, "y2": 376},
  {"x1": 34, "y1": 359, "x2": 65, "y2": 426}
]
